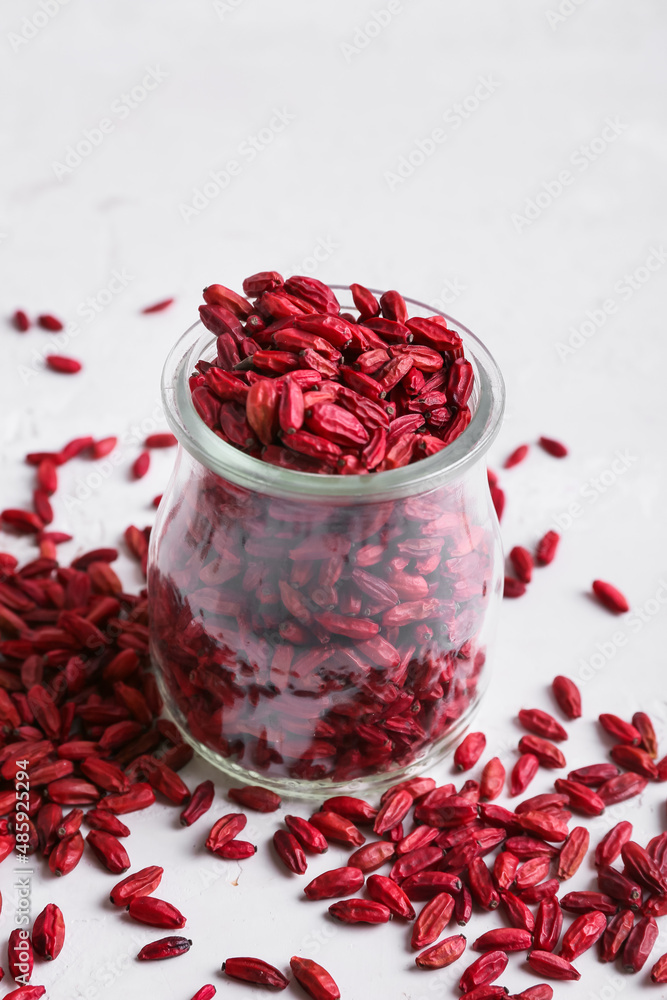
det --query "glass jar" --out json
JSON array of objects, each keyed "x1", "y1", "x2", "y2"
[{"x1": 148, "y1": 289, "x2": 505, "y2": 795}]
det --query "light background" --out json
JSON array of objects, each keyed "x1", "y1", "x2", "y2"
[{"x1": 1, "y1": 1, "x2": 667, "y2": 997}]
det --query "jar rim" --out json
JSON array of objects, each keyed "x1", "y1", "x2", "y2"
[{"x1": 161, "y1": 287, "x2": 505, "y2": 502}]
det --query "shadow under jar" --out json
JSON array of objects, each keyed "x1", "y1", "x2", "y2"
[{"x1": 148, "y1": 289, "x2": 505, "y2": 795}]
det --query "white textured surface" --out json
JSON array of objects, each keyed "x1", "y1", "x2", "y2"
[{"x1": 1, "y1": 1, "x2": 667, "y2": 997}]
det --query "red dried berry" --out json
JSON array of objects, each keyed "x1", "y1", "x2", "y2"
[
  {"x1": 554, "y1": 778, "x2": 605, "y2": 816},
  {"x1": 533, "y1": 895, "x2": 562, "y2": 951},
  {"x1": 132, "y1": 451, "x2": 150, "y2": 479},
  {"x1": 415, "y1": 933, "x2": 466, "y2": 970},
  {"x1": 128, "y1": 895, "x2": 186, "y2": 929},
  {"x1": 551, "y1": 675, "x2": 582, "y2": 719},
  {"x1": 595, "y1": 820, "x2": 633, "y2": 867},
  {"x1": 206, "y1": 813, "x2": 247, "y2": 853},
  {"x1": 347, "y1": 841, "x2": 395, "y2": 872},
  {"x1": 610, "y1": 744, "x2": 658, "y2": 779},
  {"x1": 518, "y1": 709, "x2": 567, "y2": 742},
  {"x1": 651, "y1": 952, "x2": 667, "y2": 982},
  {"x1": 592, "y1": 579, "x2": 629, "y2": 613},
  {"x1": 459, "y1": 949, "x2": 508, "y2": 992},
  {"x1": 304, "y1": 867, "x2": 364, "y2": 900},
  {"x1": 558, "y1": 826, "x2": 590, "y2": 880},
  {"x1": 538, "y1": 436, "x2": 568, "y2": 458},
  {"x1": 323, "y1": 796, "x2": 377, "y2": 824},
  {"x1": 290, "y1": 956, "x2": 340, "y2": 999},
  {"x1": 308, "y1": 811, "x2": 365, "y2": 846},
  {"x1": 535, "y1": 530, "x2": 559, "y2": 565},
  {"x1": 632, "y1": 711, "x2": 658, "y2": 757},
  {"x1": 597, "y1": 772, "x2": 647, "y2": 805},
  {"x1": 216, "y1": 840, "x2": 257, "y2": 859},
  {"x1": 222, "y1": 958, "x2": 289, "y2": 990},
  {"x1": 273, "y1": 830, "x2": 307, "y2": 874},
  {"x1": 598, "y1": 713, "x2": 641, "y2": 745},
  {"x1": 527, "y1": 950, "x2": 580, "y2": 981},
  {"x1": 373, "y1": 789, "x2": 412, "y2": 835},
  {"x1": 228, "y1": 785, "x2": 281, "y2": 813},
  {"x1": 474, "y1": 928, "x2": 532, "y2": 952},
  {"x1": 510, "y1": 546, "x2": 533, "y2": 583},
  {"x1": 190, "y1": 988, "x2": 217, "y2": 1000},
  {"x1": 32, "y1": 903, "x2": 65, "y2": 962},
  {"x1": 38, "y1": 313, "x2": 64, "y2": 331},
  {"x1": 145, "y1": 432, "x2": 177, "y2": 448},
  {"x1": 329, "y1": 898, "x2": 391, "y2": 924},
  {"x1": 180, "y1": 780, "x2": 214, "y2": 826},
  {"x1": 137, "y1": 936, "x2": 192, "y2": 961},
  {"x1": 622, "y1": 916, "x2": 659, "y2": 972},
  {"x1": 46, "y1": 355, "x2": 81, "y2": 374},
  {"x1": 504, "y1": 577, "x2": 526, "y2": 598},
  {"x1": 49, "y1": 832, "x2": 84, "y2": 876},
  {"x1": 600, "y1": 908, "x2": 634, "y2": 962},
  {"x1": 504, "y1": 444, "x2": 529, "y2": 468},
  {"x1": 410, "y1": 892, "x2": 455, "y2": 949},
  {"x1": 141, "y1": 298, "x2": 174, "y2": 314},
  {"x1": 8, "y1": 927, "x2": 34, "y2": 980},
  {"x1": 454, "y1": 732, "x2": 487, "y2": 771},
  {"x1": 3, "y1": 989, "x2": 47, "y2": 1000},
  {"x1": 622, "y1": 841, "x2": 667, "y2": 895},
  {"x1": 85, "y1": 830, "x2": 130, "y2": 873},
  {"x1": 560, "y1": 909, "x2": 607, "y2": 961},
  {"x1": 480, "y1": 757, "x2": 505, "y2": 801},
  {"x1": 12, "y1": 309, "x2": 30, "y2": 331},
  {"x1": 518, "y1": 734, "x2": 566, "y2": 769},
  {"x1": 491, "y1": 486, "x2": 505, "y2": 521},
  {"x1": 285, "y1": 815, "x2": 328, "y2": 854},
  {"x1": 367, "y1": 874, "x2": 415, "y2": 919},
  {"x1": 511, "y1": 754, "x2": 539, "y2": 796},
  {"x1": 560, "y1": 891, "x2": 617, "y2": 915}
]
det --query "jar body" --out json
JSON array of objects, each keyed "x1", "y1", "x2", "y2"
[{"x1": 149, "y1": 449, "x2": 502, "y2": 793}]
